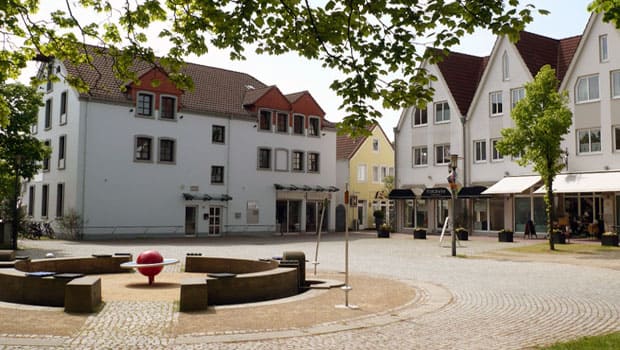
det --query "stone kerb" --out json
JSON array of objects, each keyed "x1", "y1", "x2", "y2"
[
  {"x1": 14, "y1": 255, "x2": 132, "y2": 274},
  {"x1": 184, "y1": 256, "x2": 279, "y2": 273}
]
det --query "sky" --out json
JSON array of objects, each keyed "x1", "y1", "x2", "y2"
[{"x1": 19, "y1": 1, "x2": 594, "y2": 140}]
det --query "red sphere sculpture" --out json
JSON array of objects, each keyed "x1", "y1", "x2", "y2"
[{"x1": 136, "y1": 250, "x2": 164, "y2": 285}]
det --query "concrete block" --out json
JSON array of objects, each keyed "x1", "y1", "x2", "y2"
[
  {"x1": 0, "y1": 250, "x2": 15, "y2": 261},
  {"x1": 64, "y1": 276, "x2": 101, "y2": 313},
  {"x1": 180, "y1": 277, "x2": 208, "y2": 312}
]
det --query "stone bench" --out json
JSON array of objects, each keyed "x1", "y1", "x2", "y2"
[
  {"x1": 0, "y1": 250, "x2": 15, "y2": 261},
  {"x1": 179, "y1": 278, "x2": 208, "y2": 312},
  {"x1": 64, "y1": 276, "x2": 102, "y2": 313}
]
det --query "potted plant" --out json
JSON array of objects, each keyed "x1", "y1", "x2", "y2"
[
  {"x1": 378, "y1": 223, "x2": 391, "y2": 238},
  {"x1": 601, "y1": 232, "x2": 619, "y2": 247},
  {"x1": 413, "y1": 227, "x2": 427, "y2": 239},
  {"x1": 551, "y1": 229, "x2": 566, "y2": 244},
  {"x1": 498, "y1": 229, "x2": 513, "y2": 242},
  {"x1": 455, "y1": 227, "x2": 469, "y2": 241},
  {"x1": 373, "y1": 210, "x2": 385, "y2": 234}
]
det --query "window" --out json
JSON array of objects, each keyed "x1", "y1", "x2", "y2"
[
  {"x1": 43, "y1": 140, "x2": 51, "y2": 171},
  {"x1": 60, "y1": 91, "x2": 67, "y2": 124},
  {"x1": 258, "y1": 148, "x2": 271, "y2": 169},
  {"x1": 28, "y1": 186, "x2": 35, "y2": 216},
  {"x1": 45, "y1": 99, "x2": 52, "y2": 129},
  {"x1": 611, "y1": 71, "x2": 620, "y2": 98},
  {"x1": 474, "y1": 140, "x2": 487, "y2": 162},
  {"x1": 58, "y1": 135, "x2": 66, "y2": 169},
  {"x1": 56, "y1": 183, "x2": 64, "y2": 218},
  {"x1": 212, "y1": 125, "x2": 225, "y2": 143},
  {"x1": 41, "y1": 184, "x2": 49, "y2": 218},
  {"x1": 502, "y1": 51, "x2": 510, "y2": 80},
  {"x1": 211, "y1": 166, "x2": 224, "y2": 184},
  {"x1": 413, "y1": 146, "x2": 427, "y2": 166},
  {"x1": 308, "y1": 152, "x2": 320, "y2": 172},
  {"x1": 413, "y1": 107, "x2": 427, "y2": 126},
  {"x1": 511, "y1": 88, "x2": 525, "y2": 109},
  {"x1": 292, "y1": 151, "x2": 304, "y2": 171},
  {"x1": 490, "y1": 91, "x2": 503, "y2": 116},
  {"x1": 158, "y1": 138, "x2": 175, "y2": 163},
  {"x1": 615, "y1": 126, "x2": 620, "y2": 152},
  {"x1": 259, "y1": 110, "x2": 272, "y2": 131},
  {"x1": 160, "y1": 96, "x2": 176, "y2": 120},
  {"x1": 46, "y1": 63, "x2": 53, "y2": 92},
  {"x1": 309, "y1": 117, "x2": 320, "y2": 136},
  {"x1": 136, "y1": 92, "x2": 154, "y2": 117},
  {"x1": 381, "y1": 166, "x2": 388, "y2": 182},
  {"x1": 435, "y1": 102, "x2": 450, "y2": 123},
  {"x1": 600, "y1": 34, "x2": 608, "y2": 62},
  {"x1": 293, "y1": 114, "x2": 304, "y2": 134},
  {"x1": 435, "y1": 144, "x2": 450, "y2": 165},
  {"x1": 275, "y1": 148, "x2": 288, "y2": 171},
  {"x1": 576, "y1": 75, "x2": 599, "y2": 103},
  {"x1": 277, "y1": 113, "x2": 288, "y2": 133},
  {"x1": 135, "y1": 136, "x2": 153, "y2": 162},
  {"x1": 578, "y1": 128, "x2": 601, "y2": 154},
  {"x1": 372, "y1": 139, "x2": 379, "y2": 151},
  {"x1": 491, "y1": 139, "x2": 503, "y2": 161},
  {"x1": 357, "y1": 164, "x2": 367, "y2": 181},
  {"x1": 31, "y1": 121, "x2": 38, "y2": 134},
  {"x1": 372, "y1": 166, "x2": 379, "y2": 182}
]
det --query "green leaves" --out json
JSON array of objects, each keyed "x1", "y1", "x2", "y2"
[{"x1": 1, "y1": 0, "x2": 537, "y2": 134}]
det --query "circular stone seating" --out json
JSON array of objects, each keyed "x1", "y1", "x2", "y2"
[{"x1": 0, "y1": 255, "x2": 132, "y2": 313}]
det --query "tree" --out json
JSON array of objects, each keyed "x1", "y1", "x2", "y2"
[
  {"x1": 0, "y1": 1, "x2": 544, "y2": 134},
  {"x1": 589, "y1": 0, "x2": 620, "y2": 28},
  {"x1": 496, "y1": 65, "x2": 572, "y2": 250},
  {"x1": 0, "y1": 83, "x2": 49, "y2": 248}
]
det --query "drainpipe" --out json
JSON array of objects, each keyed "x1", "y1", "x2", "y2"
[
  {"x1": 460, "y1": 115, "x2": 470, "y2": 234},
  {"x1": 79, "y1": 97, "x2": 90, "y2": 239}
]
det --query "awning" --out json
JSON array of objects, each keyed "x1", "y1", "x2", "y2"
[
  {"x1": 274, "y1": 184, "x2": 339, "y2": 192},
  {"x1": 458, "y1": 186, "x2": 490, "y2": 198},
  {"x1": 534, "y1": 172, "x2": 620, "y2": 193},
  {"x1": 482, "y1": 176, "x2": 541, "y2": 194},
  {"x1": 182, "y1": 193, "x2": 233, "y2": 201},
  {"x1": 421, "y1": 187, "x2": 452, "y2": 199},
  {"x1": 388, "y1": 189, "x2": 416, "y2": 199}
]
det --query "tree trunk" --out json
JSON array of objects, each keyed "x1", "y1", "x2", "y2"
[{"x1": 545, "y1": 174, "x2": 555, "y2": 251}]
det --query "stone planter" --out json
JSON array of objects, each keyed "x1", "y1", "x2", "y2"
[
  {"x1": 456, "y1": 230, "x2": 469, "y2": 241},
  {"x1": 498, "y1": 231, "x2": 513, "y2": 242},
  {"x1": 601, "y1": 235, "x2": 619, "y2": 247},
  {"x1": 378, "y1": 230, "x2": 390, "y2": 238},
  {"x1": 413, "y1": 229, "x2": 426, "y2": 239},
  {"x1": 551, "y1": 231, "x2": 566, "y2": 244}
]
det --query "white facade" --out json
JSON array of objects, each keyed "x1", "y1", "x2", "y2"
[{"x1": 24, "y1": 60, "x2": 338, "y2": 238}]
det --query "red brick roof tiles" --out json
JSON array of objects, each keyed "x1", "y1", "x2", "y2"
[{"x1": 435, "y1": 51, "x2": 488, "y2": 116}]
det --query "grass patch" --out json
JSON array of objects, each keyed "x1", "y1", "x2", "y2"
[
  {"x1": 538, "y1": 332, "x2": 620, "y2": 349},
  {"x1": 506, "y1": 243, "x2": 618, "y2": 255}
]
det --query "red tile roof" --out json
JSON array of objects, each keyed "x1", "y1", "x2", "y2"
[
  {"x1": 515, "y1": 31, "x2": 582, "y2": 82},
  {"x1": 435, "y1": 50, "x2": 488, "y2": 116},
  {"x1": 336, "y1": 124, "x2": 385, "y2": 160}
]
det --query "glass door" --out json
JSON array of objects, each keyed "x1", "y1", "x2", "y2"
[
  {"x1": 208, "y1": 207, "x2": 221, "y2": 236},
  {"x1": 185, "y1": 206, "x2": 197, "y2": 235}
]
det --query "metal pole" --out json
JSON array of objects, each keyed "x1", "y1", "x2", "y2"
[
  {"x1": 11, "y1": 157, "x2": 20, "y2": 250},
  {"x1": 313, "y1": 198, "x2": 328, "y2": 275},
  {"x1": 450, "y1": 154, "x2": 458, "y2": 257},
  {"x1": 337, "y1": 183, "x2": 357, "y2": 309}
]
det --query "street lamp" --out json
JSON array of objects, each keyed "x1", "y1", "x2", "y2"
[
  {"x1": 11, "y1": 155, "x2": 22, "y2": 250},
  {"x1": 448, "y1": 154, "x2": 458, "y2": 257}
]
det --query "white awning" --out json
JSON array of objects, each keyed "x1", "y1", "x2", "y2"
[
  {"x1": 481, "y1": 175, "x2": 541, "y2": 194},
  {"x1": 534, "y1": 172, "x2": 620, "y2": 193}
]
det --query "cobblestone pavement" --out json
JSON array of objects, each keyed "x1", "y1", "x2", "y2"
[{"x1": 1, "y1": 232, "x2": 620, "y2": 349}]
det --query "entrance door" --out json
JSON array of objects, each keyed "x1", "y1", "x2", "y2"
[
  {"x1": 185, "y1": 206, "x2": 197, "y2": 235},
  {"x1": 357, "y1": 201, "x2": 365, "y2": 229},
  {"x1": 208, "y1": 207, "x2": 222, "y2": 236}
]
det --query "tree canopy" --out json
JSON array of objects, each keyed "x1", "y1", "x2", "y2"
[
  {"x1": 0, "y1": 0, "x2": 548, "y2": 134},
  {"x1": 496, "y1": 65, "x2": 572, "y2": 250}
]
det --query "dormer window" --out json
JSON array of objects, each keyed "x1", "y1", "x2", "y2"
[
  {"x1": 293, "y1": 114, "x2": 304, "y2": 135},
  {"x1": 160, "y1": 95, "x2": 177, "y2": 120},
  {"x1": 277, "y1": 112, "x2": 288, "y2": 133},
  {"x1": 308, "y1": 117, "x2": 320, "y2": 136},
  {"x1": 136, "y1": 92, "x2": 155, "y2": 117},
  {"x1": 259, "y1": 110, "x2": 272, "y2": 131}
]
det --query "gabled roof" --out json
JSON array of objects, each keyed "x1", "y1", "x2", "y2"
[
  {"x1": 63, "y1": 45, "x2": 269, "y2": 118},
  {"x1": 285, "y1": 91, "x2": 306, "y2": 103},
  {"x1": 515, "y1": 31, "x2": 581, "y2": 82},
  {"x1": 435, "y1": 50, "x2": 488, "y2": 116},
  {"x1": 241, "y1": 86, "x2": 274, "y2": 106},
  {"x1": 336, "y1": 124, "x2": 393, "y2": 160}
]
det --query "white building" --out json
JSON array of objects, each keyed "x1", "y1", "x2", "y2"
[
  {"x1": 394, "y1": 12, "x2": 620, "y2": 236},
  {"x1": 24, "y1": 46, "x2": 338, "y2": 238}
]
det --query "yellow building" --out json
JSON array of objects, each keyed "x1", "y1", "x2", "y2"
[{"x1": 336, "y1": 124, "x2": 394, "y2": 230}]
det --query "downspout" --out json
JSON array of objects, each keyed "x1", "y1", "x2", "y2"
[
  {"x1": 225, "y1": 116, "x2": 232, "y2": 234},
  {"x1": 460, "y1": 115, "x2": 470, "y2": 234},
  {"x1": 79, "y1": 97, "x2": 90, "y2": 239},
  {"x1": 392, "y1": 127, "x2": 399, "y2": 231}
]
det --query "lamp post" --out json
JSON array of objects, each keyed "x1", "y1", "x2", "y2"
[
  {"x1": 449, "y1": 154, "x2": 458, "y2": 257},
  {"x1": 11, "y1": 155, "x2": 22, "y2": 250}
]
